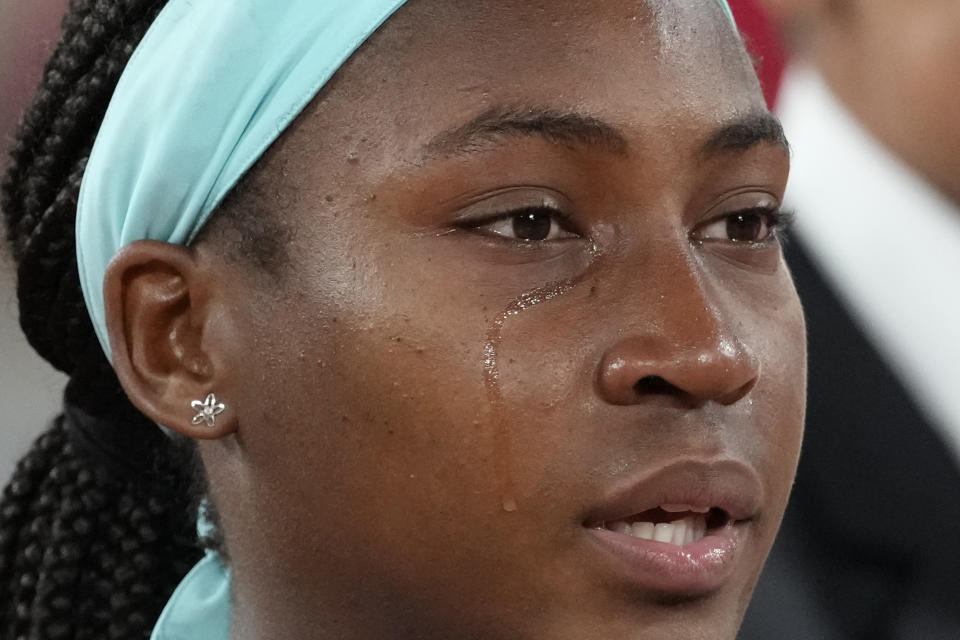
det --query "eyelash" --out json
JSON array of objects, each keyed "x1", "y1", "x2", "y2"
[
  {"x1": 464, "y1": 204, "x2": 796, "y2": 246},
  {"x1": 692, "y1": 206, "x2": 795, "y2": 246},
  {"x1": 466, "y1": 205, "x2": 580, "y2": 244},
  {"x1": 769, "y1": 208, "x2": 796, "y2": 239}
]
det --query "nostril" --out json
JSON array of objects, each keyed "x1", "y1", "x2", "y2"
[{"x1": 633, "y1": 375, "x2": 681, "y2": 396}]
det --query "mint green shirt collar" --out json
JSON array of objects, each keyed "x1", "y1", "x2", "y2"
[{"x1": 151, "y1": 554, "x2": 231, "y2": 640}]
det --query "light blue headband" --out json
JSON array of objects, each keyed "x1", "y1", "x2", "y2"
[{"x1": 76, "y1": 0, "x2": 736, "y2": 360}]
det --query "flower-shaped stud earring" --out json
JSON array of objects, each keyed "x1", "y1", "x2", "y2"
[{"x1": 191, "y1": 393, "x2": 226, "y2": 427}]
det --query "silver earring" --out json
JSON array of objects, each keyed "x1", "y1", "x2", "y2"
[{"x1": 191, "y1": 393, "x2": 226, "y2": 427}]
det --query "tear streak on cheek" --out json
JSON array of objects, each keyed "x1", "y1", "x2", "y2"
[
  {"x1": 482, "y1": 241, "x2": 603, "y2": 513},
  {"x1": 482, "y1": 280, "x2": 575, "y2": 514}
]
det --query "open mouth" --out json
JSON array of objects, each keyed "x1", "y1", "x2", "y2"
[
  {"x1": 594, "y1": 506, "x2": 732, "y2": 546},
  {"x1": 580, "y1": 459, "x2": 763, "y2": 594},
  {"x1": 583, "y1": 502, "x2": 745, "y2": 595}
]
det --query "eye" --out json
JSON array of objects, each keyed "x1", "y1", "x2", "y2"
[
  {"x1": 473, "y1": 206, "x2": 579, "y2": 243},
  {"x1": 692, "y1": 207, "x2": 790, "y2": 244}
]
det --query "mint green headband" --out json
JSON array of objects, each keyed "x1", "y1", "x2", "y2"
[{"x1": 76, "y1": 0, "x2": 736, "y2": 360}]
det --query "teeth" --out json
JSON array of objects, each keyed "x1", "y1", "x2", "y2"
[
  {"x1": 632, "y1": 522, "x2": 655, "y2": 540},
  {"x1": 610, "y1": 521, "x2": 631, "y2": 535},
  {"x1": 661, "y1": 504, "x2": 710, "y2": 514},
  {"x1": 694, "y1": 516, "x2": 707, "y2": 541},
  {"x1": 606, "y1": 515, "x2": 709, "y2": 546},
  {"x1": 653, "y1": 523, "x2": 674, "y2": 543}
]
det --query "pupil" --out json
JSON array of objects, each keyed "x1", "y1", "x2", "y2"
[
  {"x1": 727, "y1": 213, "x2": 763, "y2": 242},
  {"x1": 512, "y1": 210, "x2": 553, "y2": 241}
]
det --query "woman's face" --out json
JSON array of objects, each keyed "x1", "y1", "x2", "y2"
[{"x1": 199, "y1": 1, "x2": 805, "y2": 638}]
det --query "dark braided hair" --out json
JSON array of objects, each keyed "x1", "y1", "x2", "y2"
[{"x1": 0, "y1": 1, "x2": 214, "y2": 637}]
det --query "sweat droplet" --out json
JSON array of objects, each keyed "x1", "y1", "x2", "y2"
[{"x1": 502, "y1": 498, "x2": 518, "y2": 513}]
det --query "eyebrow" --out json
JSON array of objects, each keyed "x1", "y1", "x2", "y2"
[
  {"x1": 422, "y1": 105, "x2": 788, "y2": 161},
  {"x1": 700, "y1": 111, "x2": 789, "y2": 158},
  {"x1": 423, "y1": 105, "x2": 630, "y2": 159}
]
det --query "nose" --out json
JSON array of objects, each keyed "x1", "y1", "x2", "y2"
[
  {"x1": 595, "y1": 254, "x2": 760, "y2": 407},
  {"x1": 597, "y1": 332, "x2": 759, "y2": 407}
]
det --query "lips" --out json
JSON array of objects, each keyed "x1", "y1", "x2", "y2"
[{"x1": 582, "y1": 459, "x2": 763, "y2": 596}]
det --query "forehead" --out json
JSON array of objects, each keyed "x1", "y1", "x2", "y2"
[{"x1": 281, "y1": 0, "x2": 763, "y2": 174}]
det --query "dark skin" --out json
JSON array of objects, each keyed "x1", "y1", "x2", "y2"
[{"x1": 104, "y1": 1, "x2": 805, "y2": 638}]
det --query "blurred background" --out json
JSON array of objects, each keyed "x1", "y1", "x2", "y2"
[
  {"x1": 1, "y1": 0, "x2": 70, "y2": 484},
  {"x1": 734, "y1": 1, "x2": 960, "y2": 638}
]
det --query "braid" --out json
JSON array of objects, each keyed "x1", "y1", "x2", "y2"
[
  {"x1": 3, "y1": 0, "x2": 166, "y2": 373},
  {"x1": 1, "y1": 0, "x2": 209, "y2": 637},
  {"x1": 0, "y1": 422, "x2": 200, "y2": 639}
]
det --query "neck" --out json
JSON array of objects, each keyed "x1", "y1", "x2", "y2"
[{"x1": 227, "y1": 572, "x2": 456, "y2": 640}]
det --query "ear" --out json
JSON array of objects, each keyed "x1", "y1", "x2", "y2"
[{"x1": 103, "y1": 240, "x2": 236, "y2": 440}]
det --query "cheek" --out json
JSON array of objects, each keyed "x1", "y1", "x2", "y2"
[
  {"x1": 735, "y1": 270, "x2": 806, "y2": 515},
  {"x1": 236, "y1": 251, "x2": 511, "y2": 520},
  {"x1": 226, "y1": 250, "x2": 586, "y2": 623}
]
